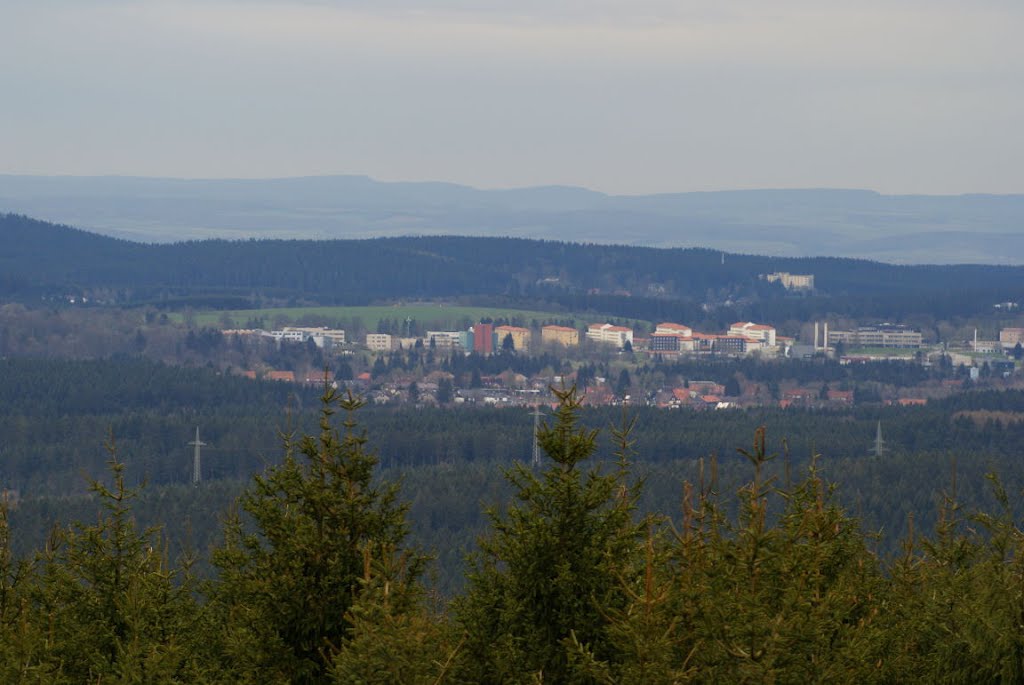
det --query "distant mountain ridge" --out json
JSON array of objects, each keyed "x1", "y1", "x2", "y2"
[{"x1": 2, "y1": 175, "x2": 1023, "y2": 264}]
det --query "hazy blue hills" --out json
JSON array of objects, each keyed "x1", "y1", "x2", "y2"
[{"x1": 2, "y1": 175, "x2": 1023, "y2": 264}]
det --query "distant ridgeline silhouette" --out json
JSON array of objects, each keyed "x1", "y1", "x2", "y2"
[{"x1": 2, "y1": 213, "x2": 1024, "y2": 321}]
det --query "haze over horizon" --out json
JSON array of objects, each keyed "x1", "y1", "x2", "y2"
[{"x1": 2, "y1": 1, "x2": 1022, "y2": 196}]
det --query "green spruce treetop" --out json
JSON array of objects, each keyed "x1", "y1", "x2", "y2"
[
  {"x1": 455, "y1": 385, "x2": 643, "y2": 683},
  {"x1": 212, "y1": 386, "x2": 424, "y2": 684}
]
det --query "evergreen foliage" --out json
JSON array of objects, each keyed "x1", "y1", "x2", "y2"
[
  {"x1": 209, "y1": 387, "x2": 425, "y2": 683},
  {"x1": 24, "y1": 443, "x2": 206, "y2": 682},
  {"x1": 455, "y1": 386, "x2": 642, "y2": 682},
  {"x1": 11, "y1": 380, "x2": 1024, "y2": 680}
]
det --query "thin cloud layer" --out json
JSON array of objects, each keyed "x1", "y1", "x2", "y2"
[{"x1": 1, "y1": 1, "x2": 1021, "y2": 194}]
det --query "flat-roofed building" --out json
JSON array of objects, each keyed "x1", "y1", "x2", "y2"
[
  {"x1": 270, "y1": 327, "x2": 345, "y2": 348},
  {"x1": 494, "y1": 325, "x2": 531, "y2": 351},
  {"x1": 828, "y1": 324, "x2": 922, "y2": 349},
  {"x1": 365, "y1": 333, "x2": 393, "y2": 352},
  {"x1": 426, "y1": 331, "x2": 465, "y2": 352},
  {"x1": 649, "y1": 333, "x2": 697, "y2": 354},
  {"x1": 541, "y1": 325, "x2": 579, "y2": 346},
  {"x1": 472, "y1": 323, "x2": 494, "y2": 355},
  {"x1": 716, "y1": 335, "x2": 758, "y2": 356},
  {"x1": 586, "y1": 323, "x2": 634, "y2": 348}
]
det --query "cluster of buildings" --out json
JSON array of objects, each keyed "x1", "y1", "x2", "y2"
[
  {"x1": 367, "y1": 323, "x2": 584, "y2": 355},
  {"x1": 221, "y1": 319, "x2": 1024, "y2": 375},
  {"x1": 367, "y1": 323, "x2": 537, "y2": 354},
  {"x1": 640, "y1": 321, "x2": 780, "y2": 358},
  {"x1": 363, "y1": 320, "x2": 785, "y2": 359},
  {"x1": 222, "y1": 326, "x2": 347, "y2": 349}
]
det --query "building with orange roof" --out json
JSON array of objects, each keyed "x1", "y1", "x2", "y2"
[
  {"x1": 266, "y1": 370, "x2": 295, "y2": 382},
  {"x1": 494, "y1": 325, "x2": 531, "y2": 351},
  {"x1": 728, "y1": 321, "x2": 776, "y2": 347},
  {"x1": 541, "y1": 325, "x2": 579, "y2": 346},
  {"x1": 655, "y1": 322, "x2": 693, "y2": 336}
]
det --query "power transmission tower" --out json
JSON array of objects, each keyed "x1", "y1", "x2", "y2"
[
  {"x1": 530, "y1": 405, "x2": 544, "y2": 468},
  {"x1": 869, "y1": 421, "x2": 887, "y2": 457},
  {"x1": 188, "y1": 427, "x2": 207, "y2": 485}
]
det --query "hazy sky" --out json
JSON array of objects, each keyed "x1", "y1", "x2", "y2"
[{"x1": 2, "y1": 0, "x2": 1022, "y2": 194}]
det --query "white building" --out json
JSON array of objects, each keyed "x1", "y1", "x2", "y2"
[
  {"x1": 426, "y1": 331, "x2": 465, "y2": 352},
  {"x1": 365, "y1": 333, "x2": 393, "y2": 352},
  {"x1": 268, "y1": 327, "x2": 345, "y2": 348},
  {"x1": 828, "y1": 325, "x2": 922, "y2": 349},
  {"x1": 763, "y1": 272, "x2": 815, "y2": 290},
  {"x1": 655, "y1": 322, "x2": 693, "y2": 336},
  {"x1": 586, "y1": 323, "x2": 634, "y2": 348},
  {"x1": 728, "y1": 322, "x2": 776, "y2": 348}
]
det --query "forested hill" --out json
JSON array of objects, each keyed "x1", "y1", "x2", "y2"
[{"x1": 3, "y1": 213, "x2": 1024, "y2": 319}]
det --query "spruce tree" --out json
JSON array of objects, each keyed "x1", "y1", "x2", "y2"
[
  {"x1": 211, "y1": 387, "x2": 424, "y2": 684},
  {"x1": 29, "y1": 449, "x2": 205, "y2": 682},
  {"x1": 0, "y1": 497, "x2": 48, "y2": 682},
  {"x1": 454, "y1": 385, "x2": 642, "y2": 683}
]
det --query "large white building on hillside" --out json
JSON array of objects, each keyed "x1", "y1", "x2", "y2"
[{"x1": 763, "y1": 272, "x2": 815, "y2": 290}]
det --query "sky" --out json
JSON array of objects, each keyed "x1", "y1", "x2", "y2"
[{"x1": 1, "y1": 0, "x2": 1022, "y2": 195}]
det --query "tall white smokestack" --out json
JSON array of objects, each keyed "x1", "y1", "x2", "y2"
[
  {"x1": 824, "y1": 322, "x2": 829, "y2": 350},
  {"x1": 814, "y1": 322, "x2": 820, "y2": 351}
]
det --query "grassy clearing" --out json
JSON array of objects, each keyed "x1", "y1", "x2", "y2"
[
  {"x1": 174, "y1": 304, "x2": 648, "y2": 332},
  {"x1": 843, "y1": 347, "x2": 918, "y2": 358}
]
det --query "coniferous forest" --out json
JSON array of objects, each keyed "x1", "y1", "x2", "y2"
[{"x1": 3, "y1": 382, "x2": 1024, "y2": 682}]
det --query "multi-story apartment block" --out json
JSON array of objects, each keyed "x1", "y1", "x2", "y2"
[
  {"x1": 1000, "y1": 328, "x2": 1024, "y2": 348},
  {"x1": 586, "y1": 323, "x2": 634, "y2": 348},
  {"x1": 828, "y1": 324, "x2": 922, "y2": 349},
  {"x1": 541, "y1": 325, "x2": 579, "y2": 346},
  {"x1": 494, "y1": 325, "x2": 531, "y2": 351},
  {"x1": 649, "y1": 333, "x2": 697, "y2": 354},
  {"x1": 472, "y1": 323, "x2": 494, "y2": 355},
  {"x1": 763, "y1": 272, "x2": 815, "y2": 290},
  {"x1": 426, "y1": 331, "x2": 465, "y2": 352},
  {"x1": 365, "y1": 333, "x2": 393, "y2": 352},
  {"x1": 715, "y1": 335, "x2": 756, "y2": 355},
  {"x1": 728, "y1": 322, "x2": 776, "y2": 347}
]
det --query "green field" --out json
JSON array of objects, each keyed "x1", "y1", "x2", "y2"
[
  {"x1": 843, "y1": 346, "x2": 918, "y2": 358},
  {"x1": 175, "y1": 304, "x2": 648, "y2": 332}
]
